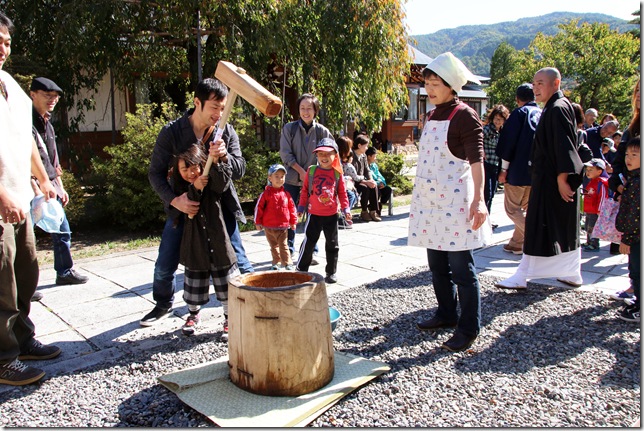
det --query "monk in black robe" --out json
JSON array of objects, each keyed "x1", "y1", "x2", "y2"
[{"x1": 496, "y1": 67, "x2": 584, "y2": 289}]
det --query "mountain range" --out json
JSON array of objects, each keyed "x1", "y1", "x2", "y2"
[{"x1": 409, "y1": 12, "x2": 637, "y2": 76}]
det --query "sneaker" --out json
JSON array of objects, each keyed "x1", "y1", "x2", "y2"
[
  {"x1": 610, "y1": 290, "x2": 634, "y2": 301},
  {"x1": 325, "y1": 273, "x2": 337, "y2": 284},
  {"x1": 583, "y1": 244, "x2": 600, "y2": 252},
  {"x1": 182, "y1": 313, "x2": 200, "y2": 336},
  {"x1": 310, "y1": 258, "x2": 319, "y2": 266},
  {"x1": 31, "y1": 291, "x2": 44, "y2": 302},
  {"x1": 502, "y1": 244, "x2": 523, "y2": 255},
  {"x1": 369, "y1": 211, "x2": 382, "y2": 222},
  {"x1": 285, "y1": 264, "x2": 295, "y2": 271},
  {"x1": 360, "y1": 211, "x2": 372, "y2": 222},
  {"x1": 18, "y1": 339, "x2": 61, "y2": 361},
  {"x1": 618, "y1": 304, "x2": 640, "y2": 322},
  {"x1": 270, "y1": 264, "x2": 281, "y2": 271},
  {"x1": 624, "y1": 297, "x2": 636, "y2": 306},
  {"x1": 140, "y1": 306, "x2": 172, "y2": 327},
  {"x1": 0, "y1": 359, "x2": 45, "y2": 386},
  {"x1": 221, "y1": 318, "x2": 229, "y2": 342},
  {"x1": 55, "y1": 268, "x2": 89, "y2": 285}
]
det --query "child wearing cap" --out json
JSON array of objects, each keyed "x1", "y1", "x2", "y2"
[
  {"x1": 173, "y1": 144, "x2": 239, "y2": 338},
  {"x1": 615, "y1": 137, "x2": 640, "y2": 322},
  {"x1": 254, "y1": 164, "x2": 298, "y2": 270},
  {"x1": 582, "y1": 158, "x2": 609, "y2": 252},
  {"x1": 297, "y1": 138, "x2": 352, "y2": 284}
]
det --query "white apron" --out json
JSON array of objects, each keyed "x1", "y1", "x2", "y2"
[{"x1": 408, "y1": 104, "x2": 491, "y2": 251}]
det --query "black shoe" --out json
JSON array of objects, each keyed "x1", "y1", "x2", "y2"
[
  {"x1": 416, "y1": 316, "x2": 457, "y2": 331},
  {"x1": 31, "y1": 291, "x2": 44, "y2": 302},
  {"x1": 0, "y1": 359, "x2": 45, "y2": 386},
  {"x1": 441, "y1": 332, "x2": 477, "y2": 352},
  {"x1": 325, "y1": 273, "x2": 337, "y2": 284},
  {"x1": 140, "y1": 306, "x2": 172, "y2": 327},
  {"x1": 18, "y1": 339, "x2": 62, "y2": 361},
  {"x1": 55, "y1": 268, "x2": 89, "y2": 285},
  {"x1": 310, "y1": 258, "x2": 319, "y2": 266},
  {"x1": 618, "y1": 303, "x2": 641, "y2": 322}
]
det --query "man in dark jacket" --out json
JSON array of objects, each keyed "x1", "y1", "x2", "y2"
[
  {"x1": 141, "y1": 78, "x2": 253, "y2": 326},
  {"x1": 496, "y1": 83, "x2": 541, "y2": 255},
  {"x1": 30, "y1": 77, "x2": 89, "y2": 291},
  {"x1": 496, "y1": 68, "x2": 584, "y2": 289}
]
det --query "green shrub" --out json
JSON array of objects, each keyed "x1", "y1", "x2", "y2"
[
  {"x1": 230, "y1": 112, "x2": 282, "y2": 203},
  {"x1": 59, "y1": 170, "x2": 87, "y2": 227},
  {"x1": 375, "y1": 150, "x2": 413, "y2": 194},
  {"x1": 92, "y1": 102, "x2": 180, "y2": 230}
]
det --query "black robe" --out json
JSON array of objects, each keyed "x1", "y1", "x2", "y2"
[{"x1": 524, "y1": 91, "x2": 584, "y2": 257}]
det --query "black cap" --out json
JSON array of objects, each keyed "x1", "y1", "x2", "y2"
[
  {"x1": 516, "y1": 83, "x2": 534, "y2": 102},
  {"x1": 30, "y1": 77, "x2": 63, "y2": 94}
]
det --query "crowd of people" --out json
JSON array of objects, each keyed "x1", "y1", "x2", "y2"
[{"x1": 0, "y1": 8, "x2": 639, "y2": 387}]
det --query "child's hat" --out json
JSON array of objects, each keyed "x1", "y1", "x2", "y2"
[
  {"x1": 313, "y1": 138, "x2": 339, "y2": 153},
  {"x1": 601, "y1": 137, "x2": 617, "y2": 152},
  {"x1": 268, "y1": 164, "x2": 287, "y2": 175},
  {"x1": 584, "y1": 158, "x2": 606, "y2": 170}
]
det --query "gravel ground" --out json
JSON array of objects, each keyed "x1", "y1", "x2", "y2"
[{"x1": 0, "y1": 267, "x2": 639, "y2": 427}]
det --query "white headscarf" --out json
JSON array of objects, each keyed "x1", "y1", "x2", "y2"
[{"x1": 424, "y1": 52, "x2": 480, "y2": 93}]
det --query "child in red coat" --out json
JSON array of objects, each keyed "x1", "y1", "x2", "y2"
[
  {"x1": 582, "y1": 158, "x2": 609, "y2": 251},
  {"x1": 254, "y1": 164, "x2": 297, "y2": 270},
  {"x1": 297, "y1": 138, "x2": 352, "y2": 284}
]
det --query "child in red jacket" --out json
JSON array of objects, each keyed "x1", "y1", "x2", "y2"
[
  {"x1": 255, "y1": 164, "x2": 297, "y2": 270},
  {"x1": 297, "y1": 138, "x2": 352, "y2": 284},
  {"x1": 583, "y1": 158, "x2": 609, "y2": 252}
]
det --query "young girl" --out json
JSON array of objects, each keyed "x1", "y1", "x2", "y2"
[{"x1": 172, "y1": 144, "x2": 239, "y2": 339}]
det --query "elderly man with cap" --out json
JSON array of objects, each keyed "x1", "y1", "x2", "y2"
[
  {"x1": 0, "y1": 11, "x2": 62, "y2": 386},
  {"x1": 408, "y1": 52, "x2": 491, "y2": 352},
  {"x1": 30, "y1": 77, "x2": 89, "y2": 286},
  {"x1": 496, "y1": 67, "x2": 584, "y2": 290},
  {"x1": 495, "y1": 83, "x2": 542, "y2": 255}
]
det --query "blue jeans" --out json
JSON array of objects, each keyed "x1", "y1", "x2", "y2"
[
  {"x1": 152, "y1": 216, "x2": 184, "y2": 310},
  {"x1": 51, "y1": 203, "x2": 73, "y2": 275},
  {"x1": 222, "y1": 207, "x2": 254, "y2": 274},
  {"x1": 347, "y1": 190, "x2": 358, "y2": 210},
  {"x1": 284, "y1": 183, "x2": 318, "y2": 256},
  {"x1": 426, "y1": 248, "x2": 480, "y2": 337}
]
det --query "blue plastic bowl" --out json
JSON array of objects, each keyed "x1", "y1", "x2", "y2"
[{"x1": 329, "y1": 306, "x2": 341, "y2": 331}]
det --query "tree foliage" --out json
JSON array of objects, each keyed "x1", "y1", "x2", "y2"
[
  {"x1": 488, "y1": 20, "x2": 640, "y2": 124},
  {"x1": 2, "y1": 0, "x2": 410, "y2": 135}
]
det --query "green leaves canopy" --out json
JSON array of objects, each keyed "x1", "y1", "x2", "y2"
[{"x1": 2, "y1": 0, "x2": 410, "y2": 134}]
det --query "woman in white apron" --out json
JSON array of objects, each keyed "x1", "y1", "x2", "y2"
[{"x1": 408, "y1": 52, "x2": 492, "y2": 352}]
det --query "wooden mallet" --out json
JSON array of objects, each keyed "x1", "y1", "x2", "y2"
[
  {"x1": 188, "y1": 61, "x2": 282, "y2": 219},
  {"x1": 204, "y1": 60, "x2": 282, "y2": 173}
]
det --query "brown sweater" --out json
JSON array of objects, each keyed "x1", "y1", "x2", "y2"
[{"x1": 428, "y1": 98, "x2": 484, "y2": 164}]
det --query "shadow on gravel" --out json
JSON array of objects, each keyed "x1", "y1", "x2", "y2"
[
  {"x1": 336, "y1": 270, "x2": 639, "y2": 390},
  {"x1": 455, "y1": 303, "x2": 640, "y2": 389}
]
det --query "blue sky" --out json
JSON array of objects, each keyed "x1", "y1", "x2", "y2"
[{"x1": 404, "y1": 0, "x2": 640, "y2": 35}]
